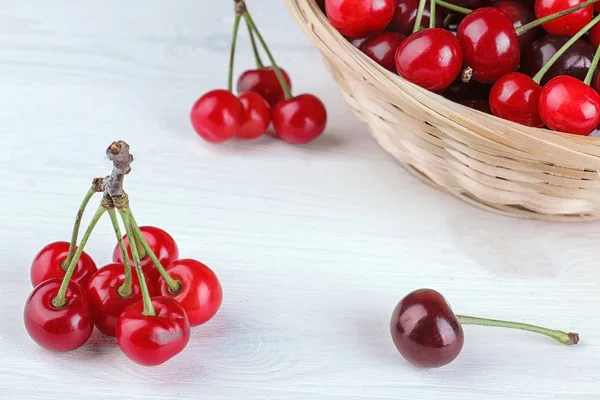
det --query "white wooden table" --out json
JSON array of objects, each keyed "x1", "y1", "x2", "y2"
[{"x1": 1, "y1": 1, "x2": 599, "y2": 399}]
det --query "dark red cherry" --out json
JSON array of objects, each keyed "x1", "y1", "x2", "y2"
[
  {"x1": 395, "y1": 28, "x2": 463, "y2": 91},
  {"x1": 521, "y1": 35, "x2": 594, "y2": 85},
  {"x1": 593, "y1": 70, "x2": 600, "y2": 93},
  {"x1": 390, "y1": 288, "x2": 464, "y2": 368},
  {"x1": 493, "y1": 0, "x2": 539, "y2": 53},
  {"x1": 458, "y1": 99, "x2": 492, "y2": 114},
  {"x1": 489, "y1": 72, "x2": 543, "y2": 127},
  {"x1": 387, "y1": 0, "x2": 445, "y2": 36},
  {"x1": 360, "y1": 32, "x2": 405, "y2": 71},
  {"x1": 325, "y1": 0, "x2": 396, "y2": 38},
  {"x1": 349, "y1": 36, "x2": 371, "y2": 48},
  {"x1": 444, "y1": 78, "x2": 492, "y2": 101},
  {"x1": 590, "y1": 23, "x2": 600, "y2": 47},
  {"x1": 534, "y1": 0, "x2": 593, "y2": 36}
]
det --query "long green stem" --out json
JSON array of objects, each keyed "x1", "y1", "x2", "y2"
[
  {"x1": 585, "y1": 44, "x2": 600, "y2": 85},
  {"x1": 516, "y1": 0, "x2": 599, "y2": 36},
  {"x1": 533, "y1": 14, "x2": 600, "y2": 84},
  {"x1": 435, "y1": 0, "x2": 471, "y2": 15},
  {"x1": 429, "y1": 0, "x2": 436, "y2": 29},
  {"x1": 244, "y1": 12, "x2": 293, "y2": 99},
  {"x1": 228, "y1": 14, "x2": 242, "y2": 92},
  {"x1": 413, "y1": 0, "x2": 428, "y2": 33},
  {"x1": 247, "y1": 18, "x2": 264, "y2": 69},
  {"x1": 53, "y1": 205, "x2": 106, "y2": 308},
  {"x1": 108, "y1": 208, "x2": 133, "y2": 297},
  {"x1": 62, "y1": 188, "x2": 97, "y2": 270},
  {"x1": 119, "y1": 208, "x2": 155, "y2": 316},
  {"x1": 457, "y1": 315, "x2": 579, "y2": 345},
  {"x1": 127, "y1": 211, "x2": 181, "y2": 293}
]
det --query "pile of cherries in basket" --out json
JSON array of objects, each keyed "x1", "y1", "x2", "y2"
[
  {"x1": 24, "y1": 142, "x2": 223, "y2": 366},
  {"x1": 190, "y1": 0, "x2": 327, "y2": 145},
  {"x1": 320, "y1": 0, "x2": 600, "y2": 136}
]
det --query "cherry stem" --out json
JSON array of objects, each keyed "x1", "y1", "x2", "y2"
[
  {"x1": 457, "y1": 315, "x2": 579, "y2": 345},
  {"x1": 127, "y1": 210, "x2": 181, "y2": 294},
  {"x1": 533, "y1": 14, "x2": 600, "y2": 84},
  {"x1": 243, "y1": 10, "x2": 293, "y2": 99},
  {"x1": 62, "y1": 187, "x2": 98, "y2": 271},
  {"x1": 227, "y1": 14, "x2": 242, "y2": 92},
  {"x1": 413, "y1": 0, "x2": 428, "y2": 33},
  {"x1": 246, "y1": 18, "x2": 264, "y2": 69},
  {"x1": 429, "y1": 0, "x2": 436, "y2": 29},
  {"x1": 53, "y1": 205, "x2": 106, "y2": 308},
  {"x1": 118, "y1": 207, "x2": 155, "y2": 316},
  {"x1": 108, "y1": 208, "x2": 133, "y2": 297},
  {"x1": 584, "y1": 43, "x2": 600, "y2": 85},
  {"x1": 435, "y1": 0, "x2": 471, "y2": 15},
  {"x1": 516, "y1": 0, "x2": 599, "y2": 36}
]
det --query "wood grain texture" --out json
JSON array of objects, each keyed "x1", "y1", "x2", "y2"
[{"x1": 0, "y1": 1, "x2": 598, "y2": 399}]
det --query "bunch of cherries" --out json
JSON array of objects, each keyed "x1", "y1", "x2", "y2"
[
  {"x1": 24, "y1": 142, "x2": 223, "y2": 366},
  {"x1": 321, "y1": 0, "x2": 600, "y2": 136},
  {"x1": 190, "y1": 0, "x2": 328, "y2": 145}
]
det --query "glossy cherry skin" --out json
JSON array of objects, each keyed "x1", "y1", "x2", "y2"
[
  {"x1": 272, "y1": 94, "x2": 327, "y2": 144},
  {"x1": 489, "y1": 72, "x2": 543, "y2": 127},
  {"x1": 349, "y1": 36, "x2": 371, "y2": 48},
  {"x1": 459, "y1": 99, "x2": 492, "y2": 114},
  {"x1": 360, "y1": 32, "x2": 405, "y2": 71},
  {"x1": 116, "y1": 296, "x2": 190, "y2": 366},
  {"x1": 534, "y1": 0, "x2": 593, "y2": 36},
  {"x1": 86, "y1": 263, "x2": 157, "y2": 337},
  {"x1": 390, "y1": 288, "x2": 464, "y2": 368},
  {"x1": 457, "y1": 7, "x2": 520, "y2": 84},
  {"x1": 325, "y1": 0, "x2": 396, "y2": 38},
  {"x1": 157, "y1": 259, "x2": 223, "y2": 327},
  {"x1": 521, "y1": 35, "x2": 594, "y2": 85},
  {"x1": 236, "y1": 67, "x2": 292, "y2": 108},
  {"x1": 24, "y1": 279, "x2": 93, "y2": 352},
  {"x1": 493, "y1": 0, "x2": 539, "y2": 53},
  {"x1": 112, "y1": 226, "x2": 179, "y2": 283},
  {"x1": 590, "y1": 23, "x2": 600, "y2": 47},
  {"x1": 395, "y1": 28, "x2": 463, "y2": 91},
  {"x1": 539, "y1": 75, "x2": 600, "y2": 135},
  {"x1": 444, "y1": 78, "x2": 492, "y2": 101},
  {"x1": 238, "y1": 91, "x2": 271, "y2": 140},
  {"x1": 190, "y1": 90, "x2": 242, "y2": 143},
  {"x1": 30, "y1": 241, "x2": 97, "y2": 289},
  {"x1": 387, "y1": 0, "x2": 444, "y2": 36}
]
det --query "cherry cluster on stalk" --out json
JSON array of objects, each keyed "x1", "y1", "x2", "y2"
[
  {"x1": 190, "y1": 0, "x2": 327, "y2": 145},
  {"x1": 321, "y1": 0, "x2": 600, "y2": 136},
  {"x1": 24, "y1": 141, "x2": 223, "y2": 366}
]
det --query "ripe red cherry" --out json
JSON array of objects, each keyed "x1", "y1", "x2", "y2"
[
  {"x1": 590, "y1": 23, "x2": 600, "y2": 47},
  {"x1": 86, "y1": 263, "x2": 157, "y2": 337},
  {"x1": 539, "y1": 75, "x2": 600, "y2": 135},
  {"x1": 236, "y1": 67, "x2": 292, "y2": 108},
  {"x1": 238, "y1": 91, "x2": 271, "y2": 140},
  {"x1": 390, "y1": 288, "x2": 464, "y2": 368},
  {"x1": 30, "y1": 241, "x2": 96, "y2": 289},
  {"x1": 534, "y1": 0, "x2": 593, "y2": 36},
  {"x1": 360, "y1": 32, "x2": 406, "y2": 71},
  {"x1": 272, "y1": 94, "x2": 327, "y2": 144},
  {"x1": 112, "y1": 226, "x2": 179, "y2": 283},
  {"x1": 489, "y1": 72, "x2": 543, "y2": 127},
  {"x1": 457, "y1": 7, "x2": 520, "y2": 84},
  {"x1": 395, "y1": 28, "x2": 463, "y2": 91},
  {"x1": 116, "y1": 296, "x2": 190, "y2": 366},
  {"x1": 387, "y1": 0, "x2": 444, "y2": 36},
  {"x1": 325, "y1": 0, "x2": 396, "y2": 38},
  {"x1": 24, "y1": 279, "x2": 93, "y2": 352},
  {"x1": 157, "y1": 259, "x2": 222, "y2": 327},
  {"x1": 493, "y1": 0, "x2": 538, "y2": 53},
  {"x1": 190, "y1": 89, "x2": 242, "y2": 143}
]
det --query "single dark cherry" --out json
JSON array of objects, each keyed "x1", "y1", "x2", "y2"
[
  {"x1": 534, "y1": 0, "x2": 593, "y2": 36},
  {"x1": 444, "y1": 78, "x2": 492, "y2": 101},
  {"x1": 458, "y1": 99, "x2": 493, "y2": 114},
  {"x1": 489, "y1": 72, "x2": 543, "y2": 127},
  {"x1": 593, "y1": 70, "x2": 600, "y2": 94},
  {"x1": 493, "y1": 0, "x2": 539, "y2": 53},
  {"x1": 386, "y1": 0, "x2": 445, "y2": 36},
  {"x1": 30, "y1": 241, "x2": 97, "y2": 289},
  {"x1": 521, "y1": 35, "x2": 594, "y2": 85},
  {"x1": 390, "y1": 289, "x2": 464, "y2": 368},
  {"x1": 539, "y1": 75, "x2": 600, "y2": 135},
  {"x1": 457, "y1": 7, "x2": 520, "y2": 84},
  {"x1": 325, "y1": 0, "x2": 396, "y2": 38},
  {"x1": 236, "y1": 67, "x2": 292, "y2": 108},
  {"x1": 360, "y1": 32, "x2": 405, "y2": 71},
  {"x1": 395, "y1": 28, "x2": 463, "y2": 91},
  {"x1": 590, "y1": 23, "x2": 600, "y2": 47}
]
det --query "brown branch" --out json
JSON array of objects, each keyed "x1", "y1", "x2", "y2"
[{"x1": 103, "y1": 141, "x2": 133, "y2": 208}]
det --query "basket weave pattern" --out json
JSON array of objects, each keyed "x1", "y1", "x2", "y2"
[{"x1": 286, "y1": 0, "x2": 600, "y2": 221}]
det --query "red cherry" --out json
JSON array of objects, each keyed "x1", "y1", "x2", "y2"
[
  {"x1": 390, "y1": 288, "x2": 464, "y2": 368},
  {"x1": 325, "y1": 0, "x2": 396, "y2": 38},
  {"x1": 236, "y1": 67, "x2": 292, "y2": 107},
  {"x1": 24, "y1": 279, "x2": 93, "y2": 352},
  {"x1": 238, "y1": 92, "x2": 271, "y2": 140},
  {"x1": 190, "y1": 89, "x2": 242, "y2": 143},
  {"x1": 457, "y1": 7, "x2": 520, "y2": 84},
  {"x1": 590, "y1": 23, "x2": 600, "y2": 47},
  {"x1": 489, "y1": 72, "x2": 544, "y2": 127},
  {"x1": 539, "y1": 75, "x2": 600, "y2": 135},
  {"x1": 86, "y1": 263, "x2": 157, "y2": 337},
  {"x1": 116, "y1": 296, "x2": 190, "y2": 366},
  {"x1": 349, "y1": 36, "x2": 372, "y2": 48},
  {"x1": 30, "y1": 241, "x2": 96, "y2": 289},
  {"x1": 387, "y1": 0, "x2": 444, "y2": 36},
  {"x1": 493, "y1": 0, "x2": 539, "y2": 53},
  {"x1": 156, "y1": 259, "x2": 222, "y2": 327},
  {"x1": 534, "y1": 0, "x2": 593, "y2": 36},
  {"x1": 360, "y1": 32, "x2": 405, "y2": 71},
  {"x1": 272, "y1": 94, "x2": 327, "y2": 144},
  {"x1": 112, "y1": 226, "x2": 179, "y2": 283},
  {"x1": 395, "y1": 28, "x2": 463, "y2": 91}
]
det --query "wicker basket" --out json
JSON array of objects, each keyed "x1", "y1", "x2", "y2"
[{"x1": 286, "y1": 0, "x2": 600, "y2": 221}]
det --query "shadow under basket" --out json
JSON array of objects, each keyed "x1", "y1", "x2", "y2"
[{"x1": 285, "y1": 0, "x2": 600, "y2": 222}]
